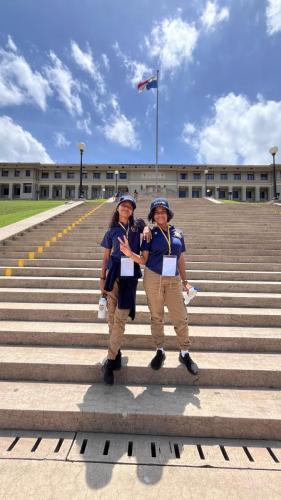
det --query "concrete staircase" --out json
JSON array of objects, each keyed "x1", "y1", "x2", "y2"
[{"x1": 0, "y1": 199, "x2": 280, "y2": 440}]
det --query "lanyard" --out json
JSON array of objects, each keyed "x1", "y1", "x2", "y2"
[
  {"x1": 119, "y1": 222, "x2": 129, "y2": 239},
  {"x1": 157, "y1": 224, "x2": 172, "y2": 255}
]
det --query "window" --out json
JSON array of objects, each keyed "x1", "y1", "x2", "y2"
[
  {"x1": 23, "y1": 183, "x2": 32, "y2": 193},
  {"x1": 193, "y1": 173, "x2": 201, "y2": 180},
  {"x1": 180, "y1": 173, "x2": 187, "y2": 180},
  {"x1": 106, "y1": 172, "x2": 114, "y2": 179},
  {"x1": 93, "y1": 172, "x2": 100, "y2": 179},
  {"x1": 67, "y1": 171, "x2": 75, "y2": 179},
  {"x1": 54, "y1": 171, "x2": 61, "y2": 178},
  {"x1": 15, "y1": 169, "x2": 20, "y2": 177},
  {"x1": 119, "y1": 172, "x2": 127, "y2": 179},
  {"x1": 207, "y1": 173, "x2": 214, "y2": 180},
  {"x1": 247, "y1": 173, "x2": 255, "y2": 180},
  {"x1": 82, "y1": 172, "x2": 87, "y2": 179},
  {"x1": 234, "y1": 173, "x2": 241, "y2": 180},
  {"x1": 261, "y1": 173, "x2": 268, "y2": 180},
  {"x1": 25, "y1": 170, "x2": 31, "y2": 176},
  {"x1": 220, "y1": 173, "x2": 228, "y2": 180},
  {"x1": 1, "y1": 169, "x2": 8, "y2": 177},
  {"x1": 41, "y1": 172, "x2": 49, "y2": 179}
]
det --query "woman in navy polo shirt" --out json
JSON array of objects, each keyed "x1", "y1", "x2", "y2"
[
  {"x1": 118, "y1": 198, "x2": 198, "y2": 376},
  {"x1": 100, "y1": 194, "x2": 146, "y2": 385}
]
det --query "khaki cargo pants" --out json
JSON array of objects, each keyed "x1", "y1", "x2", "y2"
[
  {"x1": 107, "y1": 280, "x2": 130, "y2": 360},
  {"x1": 143, "y1": 267, "x2": 190, "y2": 350}
]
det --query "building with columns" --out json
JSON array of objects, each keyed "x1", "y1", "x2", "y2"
[{"x1": 0, "y1": 162, "x2": 280, "y2": 201}]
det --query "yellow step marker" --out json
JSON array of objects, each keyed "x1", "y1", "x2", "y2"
[
  {"x1": 28, "y1": 252, "x2": 35, "y2": 259},
  {"x1": 62, "y1": 229, "x2": 68, "y2": 234},
  {"x1": 37, "y1": 246, "x2": 44, "y2": 253},
  {"x1": 4, "y1": 268, "x2": 12, "y2": 277},
  {"x1": 67, "y1": 225, "x2": 72, "y2": 230},
  {"x1": 18, "y1": 259, "x2": 25, "y2": 267},
  {"x1": 51, "y1": 236, "x2": 57, "y2": 242},
  {"x1": 57, "y1": 233, "x2": 63, "y2": 238},
  {"x1": 45, "y1": 241, "x2": 50, "y2": 247}
]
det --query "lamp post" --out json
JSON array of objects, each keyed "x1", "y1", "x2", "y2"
[
  {"x1": 204, "y1": 169, "x2": 208, "y2": 196},
  {"x1": 102, "y1": 187, "x2": 106, "y2": 199},
  {"x1": 269, "y1": 146, "x2": 278, "y2": 200},
  {"x1": 77, "y1": 142, "x2": 85, "y2": 198},
  {"x1": 115, "y1": 170, "x2": 119, "y2": 197}
]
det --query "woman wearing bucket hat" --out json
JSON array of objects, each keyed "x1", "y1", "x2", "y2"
[
  {"x1": 100, "y1": 194, "x2": 149, "y2": 385},
  {"x1": 118, "y1": 197, "x2": 198, "y2": 376}
]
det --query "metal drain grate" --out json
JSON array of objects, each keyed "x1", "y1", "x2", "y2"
[
  {"x1": 67, "y1": 433, "x2": 281, "y2": 470},
  {"x1": 0, "y1": 431, "x2": 75, "y2": 460}
]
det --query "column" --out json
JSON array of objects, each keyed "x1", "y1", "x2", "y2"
[
  {"x1": 61, "y1": 185, "x2": 66, "y2": 199},
  {"x1": 255, "y1": 187, "x2": 260, "y2": 202},
  {"x1": 241, "y1": 186, "x2": 247, "y2": 201},
  {"x1": 8, "y1": 183, "x2": 13, "y2": 199}
]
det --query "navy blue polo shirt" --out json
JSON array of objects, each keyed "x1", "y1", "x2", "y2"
[
  {"x1": 101, "y1": 223, "x2": 141, "y2": 259},
  {"x1": 141, "y1": 225, "x2": 186, "y2": 275}
]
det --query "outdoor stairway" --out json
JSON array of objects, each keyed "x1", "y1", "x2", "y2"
[{"x1": 0, "y1": 198, "x2": 280, "y2": 441}]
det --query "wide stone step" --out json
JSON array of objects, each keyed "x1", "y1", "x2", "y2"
[
  {"x1": 0, "y1": 302, "x2": 281, "y2": 326},
  {"x1": 2, "y1": 276, "x2": 281, "y2": 292},
  {"x1": 0, "y1": 381, "x2": 279, "y2": 439},
  {"x1": 2, "y1": 267, "x2": 281, "y2": 281},
  {"x1": 1, "y1": 288, "x2": 281, "y2": 308},
  {"x1": 0, "y1": 346, "x2": 279, "y2": 388},
  {"x1": 2, "y1": 258, "x2": 281, "y2": 271},
  {"x1": 1, "y1": 322, "x2": 280, "y2": 352}
]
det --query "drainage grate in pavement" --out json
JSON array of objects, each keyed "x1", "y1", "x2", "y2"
[
  {"x1": 0, "y1": 431, "x2": 280, "y2": 470},
  {"x1": 67, "y1": 433, "x2": 281, "y2": 470},
  {"x1": 0, "y1": 431, "x2": 75, "y2": 460}
]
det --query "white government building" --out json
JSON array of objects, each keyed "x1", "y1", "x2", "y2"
[{"x1": 0, "y1": 162, "x2": 280, "y2": 201}]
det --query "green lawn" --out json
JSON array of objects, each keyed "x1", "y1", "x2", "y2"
[{"x1": 0, "y1": 200, "x2": 65, "y2": 228}]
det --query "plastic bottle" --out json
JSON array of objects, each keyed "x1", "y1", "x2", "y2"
[
  {"x1": 184, "y1": 287, "x2": 198, "y2": 306},
  {"x1": 98, "y1": 295, "x2": 108, "y2": 319}
]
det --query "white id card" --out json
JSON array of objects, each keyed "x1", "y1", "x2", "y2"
[
  {"x1": 121, "y1": 257, "x2": 134, "y2": 276},
  {"x1": 162, "y1": 255, "x2": 177, "y2": 276}
]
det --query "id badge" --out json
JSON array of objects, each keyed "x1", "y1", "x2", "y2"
[
  {"x1": 121, "y1": 257, "x2": 134, "y2": 277},
  {"x1": 162, "y1": 255, "x2": 177, "y2": 276}
]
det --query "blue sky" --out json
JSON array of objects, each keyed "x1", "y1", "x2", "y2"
[{"x1": 0, "y1": 0, "x2": 281, "y2": 165}]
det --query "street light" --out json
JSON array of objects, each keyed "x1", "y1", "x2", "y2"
[
  {"x1": 102, "y1": 187, "x2": 106, "y2": 199},
  {"x1": 115, "y1": 170, "x2": 119, "y2": 197},
  {"x1": 77, "y1": 142, "x2": 85, "y2": 198},
  {"x1": 204, "y1": 169, "x2": 208, "y2": 196},
  {"x1": 269, "y1": 146, "x2": 278, "y2": 200}
]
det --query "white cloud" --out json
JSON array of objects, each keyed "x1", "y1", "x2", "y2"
[
  {"x1": 101, "y1": 53, "x2": 110, "y2": 70},
  {"x1": 6, "y1": 35, "x2": 17, "y2": 52},
  {"x1": 113, "y1": 42, "x2": 152, "y2": 87},
  {"x1": 145, "y1": 17, "x2": 199, "y2": 72},
  {"x1": 266, "y1": 0, "x2": 281, "y2": 35},
  {"x1": 77, "y1": 113, "x2": 92, "y2": 135},
  {"x1": 0, "y1": 38, "x2": 51, "y2": 110},
  {"x1": 54, "y1": 131, "x2": 71, "y2": 148},
  {"x1": 0, "y1": 115, "x2": 53, "y2": 162},
  {"x1": 102, "y1": 113, "x2": 140, "y2": 149},
  {"x1": 71, "y1": 40, "x2": 106, "y2": 95},
  {"x1": 182, "y1": 93, "x2": 281, "y2": 164},
  {"x1": 44, "y1": 51, "x2": 82, "y2": 116},
  {"x1": 201, "y1": 1, "x2": 229, "y2": 30}
]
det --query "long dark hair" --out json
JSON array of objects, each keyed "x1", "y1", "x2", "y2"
[{"x1": 109, "y1": 210, "x2": 135, "y2": 228}]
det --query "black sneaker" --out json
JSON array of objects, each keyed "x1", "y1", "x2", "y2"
[
  {"x1": 151, "y1": 349, "x2": 166, "y2": 370},
  {"x1": 112, "y1": 350, "x2": 122, "y2": 371},
  {"x1": 102, "y1": 359, "x2": 115, "y2": 385},
  {"x1": 179, "y1": 353, "x2": 199, "y2": 375}
]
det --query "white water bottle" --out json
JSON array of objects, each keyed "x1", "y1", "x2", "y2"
[
  {"x1": 98, "y1": 295, "x2": 108, "y2": 319},
  {"x1": 184, "y1": 287, "x2": 198, "y2": 306}
]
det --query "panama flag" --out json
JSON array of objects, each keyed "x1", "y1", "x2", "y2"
[{"x1": 137, "y1": 76, "x2": 157, "y2": 92}]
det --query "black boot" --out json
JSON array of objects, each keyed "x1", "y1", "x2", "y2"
[
  {"x1": 179, "y1": 352, "x2": 198, "y2": 375},
  {"x1": 112, "y1": 350, "x2": 122, "y2": 371},
  {"x1": 102, "y1": 359, "x2": 115, "y2": 385},
  {"x1": 151, "y1": 349, "x2": 166, "y2": 370}
]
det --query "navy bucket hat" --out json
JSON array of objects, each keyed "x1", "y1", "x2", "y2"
[
  {"x1": 148, "y1": 198, "x2": 174, "y2": 221},
  {"x1": 117, "y1": 194, "x2": 136, "y2": 210}
]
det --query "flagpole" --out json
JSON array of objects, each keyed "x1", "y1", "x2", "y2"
[{"x1": 155, "y1": 69, "x2": 159, "y2": 194}]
